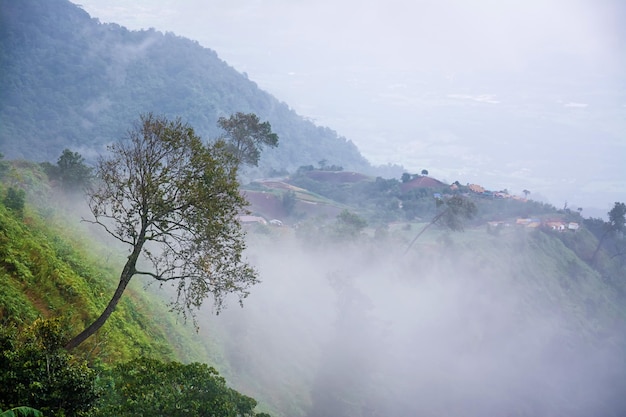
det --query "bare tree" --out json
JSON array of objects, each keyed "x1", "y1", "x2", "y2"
[{"x1": 65, "y1": 114, "x2": 258, "y2": 350}]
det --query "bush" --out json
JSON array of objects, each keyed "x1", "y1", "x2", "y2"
[{"x1": 0, "y1": 319, "x2": 97, "y2": 416}]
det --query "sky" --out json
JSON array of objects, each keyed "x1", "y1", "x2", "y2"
[{"x1": 76, "y1": 0, "x2": 625, "y2": 215}]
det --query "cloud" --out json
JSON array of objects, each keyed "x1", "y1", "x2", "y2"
[
  {"x1": 563, "y1": 102, "x2": 589, "y2": 108},
  {"x1": 448, "y1": 94, "x2": 500, "y2": 104}
]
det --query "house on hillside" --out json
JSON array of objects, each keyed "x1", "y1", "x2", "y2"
[
  {"x1": 545, "y1": 221, "x2": 566, "y2": 231},
  {"x1": 568, "y1": 222, "x2": 580, "y2": 231}
]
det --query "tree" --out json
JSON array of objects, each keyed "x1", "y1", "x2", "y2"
[
  {"x1": 65, "y1": 114, "x2": 257, "y2": 350},
  {"x1": 54, "y1": 149, "x2": 93, "y2": 191},
  {"x1": 0, "y1": 153, "x2": 8, "y2": 178},
  {"x1": 404, "y1": 195, "x2": 476, "y2": 255},
  {"x1": 421, "y1": 169, "x2": 429, "y2": 176},
  {"x1": 95, "y1": 357, "x2": 264, "y2": 417},
  {"x1": 334, "y1": 210, "x2": 367, "y2": 239},
  {"x1": 282, "y1": 190, "x2": 296, "y2": 216},
  {"x1": 401, "y1": 173, "x2": 411, "y2": 183},
  {"x1": 3, "y1": 187, "x2": 26, "y2": 216},
  {"x1": 523, "y1": 189, "x2": 530, "y2": 198},
  {"x1": 591, "y1": 202, "x2": 626, "y2": 264},
  {"x1": 217, "y1": 112, "x2": 278, "y2": 167},
  {"x1": 609, "y1": 202, "x2": 626, "y2": 232}
]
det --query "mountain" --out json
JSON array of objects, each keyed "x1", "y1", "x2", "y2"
[{"x1": 0, "y1": 0, "x2": 373, "y2": 175}]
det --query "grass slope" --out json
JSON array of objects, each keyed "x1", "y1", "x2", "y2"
[{"x1": 0, "y1": 189, "x2": 215, "y2": 365}]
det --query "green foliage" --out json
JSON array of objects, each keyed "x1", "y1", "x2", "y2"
[
  {"x1": 0, "y1": 407, "x2": 43, "y2": 417},
  {"x1": 334, "y1": 210, "x2": 367, "y2": 239},
  {"x1": 218, "y1": 112, "x2": 278, "y2": 167},
  {"x1": 0, "y1": 153, "x2": 8, "y2": 178},
  {"x1": 0, "y1": 319, "x2": 97, "y2": 417},
  {"x1": 67, "y1": 113, "x2": 257, "y2": 350},
  {"x1": 3, "y1": 187, "x2": 26, "y2": 216},
  {"x1": 609, "y1": 202, "x2": 626, "y2": 233},
  {"x1": 590, "y1": 202, "x2": 626, "y2": 265},
  {"x1": 95, "y1": 357, "x2": 265, "y2": 417},
  {"x1": 41, "y1": 149, "x2": 93, "y2": 192},
  {"x1": 0, "y1": 168, "x2": 212, "y2": 363}
]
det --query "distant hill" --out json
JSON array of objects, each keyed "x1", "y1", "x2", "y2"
[{"x1": 0, "y1": 0, "x2": 373, "y2": 175}]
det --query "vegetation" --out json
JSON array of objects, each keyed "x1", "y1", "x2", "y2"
[
  {"x1": 95, "y1": 357, "x2": 267, "y2": 417},
  {"x1": 218, "y1": 112, "x2": 279, "y2": 168},
  {"x1": 66, "y1": 114, "x2": 258, "y2": 350},
  {"x1": 0, "y1": 0, "x2": 372, "y2": 176},
  {"x1": 0, "y1": 159, "x2": 270, "y2": 417},
  {"x1": 404, "y1": 195, "x2": 477, "y2": 254},
  {"x1": 1, "y1": 1, "x2": 625, "y2": 415},
  {"x1": 40, "y1": 149, "x2": 93, "y2": 192},
  {"x1": 591, "y1": 202, "x2": 626, "y2": 264},
  {"x1": 0, "y1": 407, "x2": 43, "y2": 417},
  {"x1": 0, "y1": 319, "x2": 97, "y2": 416}
]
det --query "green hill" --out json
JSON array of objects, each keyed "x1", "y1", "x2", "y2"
[
  {"x1": 0, "y1": 0, "x2": 373, "y2": 175},
  {"x1": 0, "y1": 162, "x2": 218, "y2": 365}
]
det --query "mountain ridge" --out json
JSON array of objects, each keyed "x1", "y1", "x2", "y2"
[{"x1": 0, "y1": 0, "x2": 376, "y2": 176}]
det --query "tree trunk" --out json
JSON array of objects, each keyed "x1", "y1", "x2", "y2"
[
  {"x1": 590, "y1": 229, "x2": 610, "y2": 266},
  {"x1": 65, "y1": 240, "x2": 143, "y2": 350},
  {"x1": 404, "y1": 209, "x2": 447, "y2": 256}
]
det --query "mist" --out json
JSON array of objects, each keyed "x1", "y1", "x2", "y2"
[
  {"x1": 76, "y1": 0, "x2": 626, "y2": 214},
  {"x1": 191, "y1": 230, "x2": 626, "y2": 417}
]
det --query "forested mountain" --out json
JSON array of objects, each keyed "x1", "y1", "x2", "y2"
[{"x1": 0, "y1": 0, "x2": 372, "y2": 174}]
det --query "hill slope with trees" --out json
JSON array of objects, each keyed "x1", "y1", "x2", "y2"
[{"x1": 0, "y1": 0, "x2": 372, "y2": 175}]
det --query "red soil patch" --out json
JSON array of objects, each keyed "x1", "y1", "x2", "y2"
[
  {"x1": 243, "y1": 191, "x2": 285, "y2": 219},
  {"x1": 400, "y1": 176, "x2": 446, "y2": 192}
]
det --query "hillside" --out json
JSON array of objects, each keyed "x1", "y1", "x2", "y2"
[
  {"x1": 199, "y1": 216, "x2": 626, "y2": 417},
  {"x1": 1, "y1": 153, "x2": 626, "y2": 416},
  {"x1": 0, "y1": 163, "x2": 220, "y2": 365},
  {"x1": 0, "y1": 0, "x2": 373, "y2": 175},
  {"x1": 1, "y1": 1, "x2": 625, "y2": 414}
]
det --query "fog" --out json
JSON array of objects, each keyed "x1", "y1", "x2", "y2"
[
  {"x1": 47, "y1": 178, "x2": 626, "y2": 415},
  {"x1": 191, "y1": 231, "x2": 626, "y2": 417},
  {"x1": 76, "y1": 0, "x2": 625, "y2": 215},
  {"x1": 56, "y1": 2, "x2": 626, "y2": 413}
]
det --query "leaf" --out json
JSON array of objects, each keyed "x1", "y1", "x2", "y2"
[{"x1": 0, "y1": 407, "x2": 44, "y2": 417}]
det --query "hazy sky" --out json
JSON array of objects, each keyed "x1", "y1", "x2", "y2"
[{"x1": 76, "y1": 0, "x2": 625, "y2": 213}]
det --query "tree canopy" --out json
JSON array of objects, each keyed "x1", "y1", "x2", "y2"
[
  {"x1": 0, "y1": 319, "x2": 97, "y2": 416},
  {"x1": 218, "y1": 112, "x2": 278, "y2": 167},
  {"x1": 95, "y1": 357, "x2": 263, "y2": 417},
  {"x1": 41, "y1": 149, "x2": 93, "y2": 192},
  {"x1": 66, "y1": 113, "x2": 257, "y2": 350}
]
